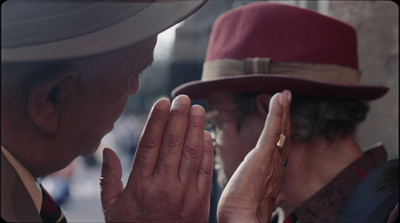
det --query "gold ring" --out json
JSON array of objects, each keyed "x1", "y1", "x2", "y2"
[{"x1": 276, "y1": 133, "x2": 287, "y2": 152}]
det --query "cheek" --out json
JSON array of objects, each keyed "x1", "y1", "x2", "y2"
[
  {"x1": 217, "y1": 120, "x2": 264, "y2": 178},
  {"x1": 217, "y1": 128, "x2": 254, "y2": 177},
  {"x1": 103, "y1": 76, "x2": 138, "y2": 115}
]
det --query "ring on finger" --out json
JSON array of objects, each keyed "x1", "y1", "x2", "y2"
[{"x1": 276, "y1": 133, "x2": 287, "y2": 152}]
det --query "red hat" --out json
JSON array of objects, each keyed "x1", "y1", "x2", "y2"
[{"x1": 172, "y1": 2, "x2": 388, "y2": 100}]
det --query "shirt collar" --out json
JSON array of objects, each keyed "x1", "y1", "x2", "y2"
[
  {"x1": 293, "y1": 144, "x2": 387, "y2": 222},
  {"x1": 1, "y1": 145, "x2": 43, "y2": 213}
]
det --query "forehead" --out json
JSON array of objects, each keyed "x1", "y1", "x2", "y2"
[{"x1": 77, "y1": 37, "x2": 157, "y2": 77}]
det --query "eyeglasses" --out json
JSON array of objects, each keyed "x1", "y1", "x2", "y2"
[
  {"x1": 205, "y1": 122, "x2": 217, "y2": 146},
  {"x1": 205, "y1": 99, "x2": 256, "y2": 147}
]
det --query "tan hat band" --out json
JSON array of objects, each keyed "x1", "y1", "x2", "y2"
[{"x1": 202, "y1": 58, "x2": 361, "y2": 84}]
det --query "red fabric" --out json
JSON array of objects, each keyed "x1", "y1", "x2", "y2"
[
  {"x1": 354, "y1": 167, "x2": 370, "y2": 179},
  {"x1": 206, "y1": 3, "x2": 358, "y2": 69},
  {"x1": 283, "y1": 214, "x2": 294, "y2": 223},
  {"x1": 39, "y1": 183, "x2": 65, "y2": 222},
  {"x1": 171, "y1": 2, "x2": 388, "y2": 101}
]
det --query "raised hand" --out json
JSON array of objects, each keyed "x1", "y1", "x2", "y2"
[
  {"x1": 100, "y1": 95, "x2": 214, "y2": 222},
  {"x1": 217, "y1": 90, "x2": 292, "y2": 223}
]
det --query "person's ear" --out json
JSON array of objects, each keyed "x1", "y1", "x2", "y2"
[
  {"x1": 28, "y1": 67, "x2": 78, "y2": 134},
  {"x1": 255, "y1": 93, "x2": 272, "y2": 117}
]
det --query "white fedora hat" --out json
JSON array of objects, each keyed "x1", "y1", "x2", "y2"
[{"x1": 2, "y1": 0, "x2": 206, "y2": 63}]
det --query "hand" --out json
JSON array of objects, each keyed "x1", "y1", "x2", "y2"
[
  {"x1": 100, "y1": 95, "x2": 214, "y2": 222},
  {"x1": 217, "y1": 90, "x2": 292, "y2": 223}
]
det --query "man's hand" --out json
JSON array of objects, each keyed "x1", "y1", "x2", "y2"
[
  {"x1": 217, "y1": 90, "x2": 292, "y2": 223},
  {"x1": 100, "y1": 95, "x2": 214, "y2": 222}
]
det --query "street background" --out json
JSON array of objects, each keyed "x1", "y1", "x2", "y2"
[{"x1": 40, "y1": 1, "x2": 398, "y2": 222}]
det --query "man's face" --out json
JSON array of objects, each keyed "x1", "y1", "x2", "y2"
[
  {"x1": 61, "y1": 37, "x2": 157, "y2": 160},
  {"x1": 207, "y1": 92, "x2": 265, "y2": 188}
]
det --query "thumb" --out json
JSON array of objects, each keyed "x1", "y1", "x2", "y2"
[{"x1": 100, "y1": 148, "x2": 124, "y2": 216}]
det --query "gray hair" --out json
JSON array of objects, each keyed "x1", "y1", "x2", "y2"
[{"x1": 233, "y1": 92, "x2": 370, "y2": 141}]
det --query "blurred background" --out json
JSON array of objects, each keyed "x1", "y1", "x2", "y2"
[{"x1": 40, "y1": 1, "x2": 398, "y2": 222}]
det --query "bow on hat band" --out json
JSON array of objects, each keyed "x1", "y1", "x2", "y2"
[{"x1": 202, "y1": 58, "x2": 362, "y2": 85}]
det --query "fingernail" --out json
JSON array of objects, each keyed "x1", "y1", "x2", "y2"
[
  {"x1": 191, "y1": 104, "x2": 205, "y2": 116},
  {"x1": 279, "y1": 94, "x2": 284, "y2": 106},
  {"x1": 154, "y1": 98, "x2": 170, "y2": 110},
  {"x1": 287, "y1": 90, "x2": 292, "y2": 103},
  {"x1": 172, "y1": 95, "x2": 190, "y2": 109}
]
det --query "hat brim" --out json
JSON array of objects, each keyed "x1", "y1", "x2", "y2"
[
  {"x1": 2, "y1": 0, "x2": 206, "y2": 63},
  {"x1": 171, "y1": 75, "x2": 389, "y2": 100}
]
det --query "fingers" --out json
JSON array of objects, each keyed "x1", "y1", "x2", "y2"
[
  {"x1": 132, "y1": 98, "x2": 170, "y2": 178},
  {"x1": 179, "y1": 105, "x2": 206, "y2": 185},
  {"x1": 259, "y1": 90, "x2": 291, "y2": 201},
  {"x1": 281, "y1": 90, "x2": 292, "y2": 160},
  {"x1": 133, "y1": 95, "x2": 210, "y2": 185},
  {"x1": 217, "y1": 90, "x2": 292, "y2": 223},
  {"x1": 129, "y1": 94, "x2": 212, "y2": 203},
  {"x1": 100, "y1": 148, "x2": 124, "y2": 215},
  {"x1": 247, "y1": 90, "x2": 291, "y2": 198},
  {"x1": 196, "y1": 131, "x2": 215, "y2": 196},
  {"x1": 256, "y1": 92, "x2": 285, "y2": 152},
  {"x1": 280, "y1": 90, "x2": 291, "y2": 135},
  {"x1": 156, "y1": 95, "x2": 191, "y2": 177}
]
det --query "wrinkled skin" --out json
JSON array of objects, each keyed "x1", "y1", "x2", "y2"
[
  {"x1": 100, "y1": 95, "x2": 214, "y2": 222},
  {"x1": 217, "y1": 90, "x2": 292, "y2": 222}
]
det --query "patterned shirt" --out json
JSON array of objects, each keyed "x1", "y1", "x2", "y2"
[{"x1": 273, "y1": 145, "x2": 387, "y2": 223}]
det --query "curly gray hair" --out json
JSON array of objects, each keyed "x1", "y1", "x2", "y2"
[{"x1": 233, "y1": 92, "x2": 370, "y2": 141}]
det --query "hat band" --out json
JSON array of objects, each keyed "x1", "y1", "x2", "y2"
[{"x1": 202, "y1": 58, "x2": 361, "y2": 84}]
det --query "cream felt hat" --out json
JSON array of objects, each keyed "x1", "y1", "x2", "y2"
[{"x1": 1, "y1": 0, "x2": 207, "y2": 63}]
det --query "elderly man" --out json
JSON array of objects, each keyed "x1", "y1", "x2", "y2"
[
  {"x1": 173, "y1": 3, "x2": 398, "y2": 222},
  {"x1": 1, "y1": 1, "x2": 217, "y2": 222}
]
